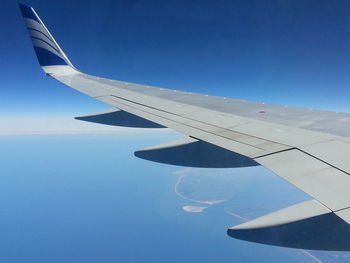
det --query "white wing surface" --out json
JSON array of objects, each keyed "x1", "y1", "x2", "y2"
[{"x1": 19, "y1": 4, "x2": 350, "y2": 250}]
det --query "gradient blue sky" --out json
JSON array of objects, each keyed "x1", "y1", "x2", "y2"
[
  {"x1": 2, "y1": 2, "x2": 350, "y2": 261},
  {"x1": 2, "y1": 0, "x2": 350, "y2": 121}
]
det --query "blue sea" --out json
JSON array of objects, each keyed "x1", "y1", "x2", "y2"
[{"x1": 0, "y1": 134, "x2": 348, "y2": 262}]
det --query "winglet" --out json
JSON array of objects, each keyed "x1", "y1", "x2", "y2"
[{"x1": 19, "y1": 4, "x2": 75, "y2": 73}]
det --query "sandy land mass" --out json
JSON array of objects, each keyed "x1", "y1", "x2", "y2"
[{"x1": 182, "y1": 206, "x2": 207, "y2": 213}]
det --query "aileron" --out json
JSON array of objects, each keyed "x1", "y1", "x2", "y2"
[{"x1": 256, "y1": 149, "x2": 350, "y2": 212}]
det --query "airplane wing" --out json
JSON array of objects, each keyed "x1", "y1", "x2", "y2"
[{"x1": 19, "y1": 4, "x2": 350, "y2": 250}]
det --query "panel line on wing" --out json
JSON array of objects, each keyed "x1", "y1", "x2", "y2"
[
  {"x1": 98, "y1": 95, "x2": 265, "y2": 156},
  {"x1": 297, "y1": 149, "x2": 350, "y2": 176},
  {"x1": 252, "y1": 148, "x2": 296, "y2": 159},
  {"x1": 108, "y1": 94, "x2": 289, "y2": 151}
]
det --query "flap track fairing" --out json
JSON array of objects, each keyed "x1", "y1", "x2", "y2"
[{"x1": 75, "y1": 108, "x2": 165, "y2": 128}]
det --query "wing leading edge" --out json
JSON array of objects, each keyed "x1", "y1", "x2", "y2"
[{"x1": 19, "y1": 4, "x2": 350, "y2": 250}]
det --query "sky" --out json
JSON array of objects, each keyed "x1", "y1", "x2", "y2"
[
  {"x1": 2, "y1": 0, "x2": 350, "y2": 131},
  {"x1": 1, "y1": 1, "x2": 350, "y2": 262}
]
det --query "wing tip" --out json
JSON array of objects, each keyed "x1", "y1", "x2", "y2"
[
  {"x1": 18, "y1": 3, "x2": 39, "y2": 22},
  {"x1": 19, "y1": 3, "x2": 75, "y2": 70}
]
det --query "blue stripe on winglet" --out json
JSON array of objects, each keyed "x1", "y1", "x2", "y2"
[
  {"x1": 31, "y1": 36, "x2": 61, "y2": 54},
  {"x1": 33, "y1": 47, "x2": 68, "y2": 66},
  {"x1": 19, "y1": 4, "x2": 40, "y2": 23},
  {"x1": 28, "y1": 27, "x2": 54, "y2": 43}
]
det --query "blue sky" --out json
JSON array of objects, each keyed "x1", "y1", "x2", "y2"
[
  {"x1": 2, "y1": 0, "x2": 350, "y2": 128},
  {"x1": 2, "y1": 2, "x2": 350, "y2": 261}
]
